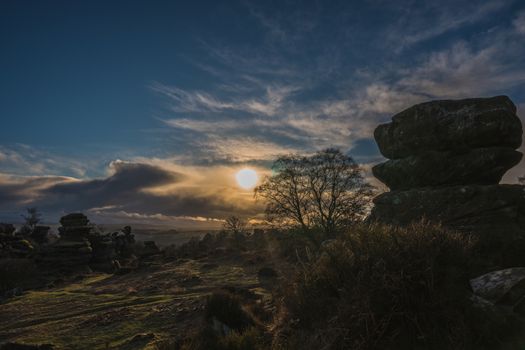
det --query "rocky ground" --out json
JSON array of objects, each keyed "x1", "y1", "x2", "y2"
[{"x1": 0, "y1": 232, "x2": 285, "y2": 349}]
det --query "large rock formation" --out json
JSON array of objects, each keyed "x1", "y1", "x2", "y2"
[
  {"x1": 369, "y1": 96, "x2": 525, "y2": 266},
  {"x1": 374, "y1": 96, "x2": 521, "y2": 159},
  {"x1": 37, "y1": 213, "x2": 93, "y2": 273},
  {"x1": 0, "y1": 224, "x2": 34, "y2": 259}
]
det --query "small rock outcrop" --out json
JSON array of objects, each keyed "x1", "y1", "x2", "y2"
[
  {"x1": 0, "y1": 224, "x2": 33, "y2": 259},
  {"x1": 369, "y1": 96, "x2": 525, "y2": 266},
  {"x1": 37, "y1": 213, "x2": 93, "y2": 273},
  {"x1": 88, "y1": 233, "x2": 117, "y2": 273},
  {"x1": 30, "y1": 226, "x2": 50, "y2": 245},
  {"x1": 470, "y1": 268, "x2": 525, "y2": 314}
]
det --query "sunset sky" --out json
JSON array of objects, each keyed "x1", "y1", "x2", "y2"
[{"x1": 1, "y1": 0, "x2": 525, "y2": 227}]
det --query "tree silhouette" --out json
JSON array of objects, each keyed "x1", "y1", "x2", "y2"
[
  {"x1": 21, "y1": 207, "x2": 42, "y2": 229},
  {"x1": 255, "y1": 149, "x2": 373, "y2": 236},
  {"x1": 223, "y1": 216, "x2": 247, "y2": 235}
]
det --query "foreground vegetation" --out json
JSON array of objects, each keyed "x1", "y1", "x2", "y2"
[{"x1": 2, "y1": 221, "x2": 525, "y2": 349}]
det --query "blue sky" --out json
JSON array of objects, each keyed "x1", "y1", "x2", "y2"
[{"x1": 1, "y1": 0, "x2": 525, "y2": 226}]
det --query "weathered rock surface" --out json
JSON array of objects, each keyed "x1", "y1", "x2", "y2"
[
  {"x1": 88, "y1": 234, "x2": 117, "y2": 273},
  {"x1": 470, "y1": 268, "x2": 525, "y2": 303},
  {"x1": 58, "y1": 213, "x2": 91, "y2": 241},
  {"x1": 0, "y1": 225, "x2": 34, "y2": 259},
  {"x1": 141, "y1": 241, "x2": 160, "y2": 257},
  {"x1": 37, "y1": 213, "x2": 93, "y2": 272},
  {"x1": 37, "y1": 240, "x2": 92, "y2": 271},
  {"x1": 374, "y1": 96, "x2": 521, "y2": 159},
  {"x1": 0, "y1": 223, "x2": 16, "y2": 235},
  {"x1": 470, "y1": 268, "x2": 525, "y2": 315},
  {"x1": 370, "y1": 184, "x2": 525, "y2": 234},
  {"x1": 373, "y1": 148, "x2": 522, "y2": 190},
  {"x1": 370, "y1": 96, "x2": 525, "y2": 267},
  {"x1": 30, "y1": 226, "x2": 50, "y2": 244}
]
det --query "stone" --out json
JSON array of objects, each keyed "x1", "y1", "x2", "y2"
[
  {"x1": 88, "y1": 234, "x2": 117, "y2": 273},
  {"x1": 470, "y1": 267, "x2": 525, "y2": 303},
  {"x1": 141, "y1": 241, "x2": 160, "y2": 257},
  {"x1": 374, "y1": 96, "x2": 521, "y2": 159},
  {"x1": 59, "y1": 213, "x2": 89, "y2": 227},
  {"x1": 112, "y1": 226, "x2": 136, "y2": 258},
  {"x1": 30, "y1": 226, "x2": 50, "y2": 244},
  {"x1": 8, "y1": 239, "x2": 34, "y2": 258},
  {"x1": 470, "y1": 268, "x2": 525, "y2": 315},
  {"x1": 37, "y1": 240, "x2": 93, "y2": 271},
  {"x1": 0, "y1": 223, "x2": 16, "y2": 235},
  {"x1": 369, "y1": 184, "x2": 525, "y2": 235},
  {"x1": 372, "y1": 147, "x2": 522, "y2": 190}
]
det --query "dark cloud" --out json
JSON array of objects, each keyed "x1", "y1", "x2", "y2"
[
  {"x1": 0, "y1": 161, "x2": 263, "y2": 223},
  {"x1": 38, "y1": 161, "x2": 183, "y2": 211}
]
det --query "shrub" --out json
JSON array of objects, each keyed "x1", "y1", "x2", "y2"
[
  {"x1": 167, "y1": 292, "x2": 267, "y2": 350},
  {"x1": 205, "y1": 291, "x2": 254, "y2": 332},
  {"x1": 277, "y1": 222, "x2": 516, "y2": 349},
  {"x1": 0, "y1": 258, "x2": 38, "y2": 295}
]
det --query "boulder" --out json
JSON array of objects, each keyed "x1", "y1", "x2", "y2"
[
  {"x1": 373, "y1": 147, "x2": 522, "y2": 190},
  {"x1": 374, "y1": 96, "x2": 521, "y2": 159},
  {"x1": 59, "y1": 213, "x2": 89, "y2": 227},
  {"x1": 88, "y1": 234, "x2": 117, "y2": 273},
  {"x1": 30, "y1": 226, "x2": 50, "y2": 244},
  {"x1": 141, "y1": 241, "x2": 160, "y2": 257},
  {"x1": 370, "y1": 184, "x2": 525, "y2": 235},
  {"x1": 470, "y1": 268, "x2": 525, "y2": 303},
  {"x1": 37, "y1": 240, "x2": 93, "y2": 272},
  {"x1": 58, "y1": 213, "x2": 91, "y2": 240},
  {"x1": 470, "y1": 268, "x2": 525, "y2": 315},
  {"x1": 370, "y1": 96, "x2": 525, "y2": 268},
  {"x1": 8, "y1": 239, "x2": 34, "y2": 258},
  {"x1": 0, "y1": 223, "x2": 16, "y2": 235}
]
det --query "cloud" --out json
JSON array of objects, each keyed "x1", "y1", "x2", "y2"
[
  {"x1": 39, "y1": 161, "x2": 183, "y2": 211},
  {"x1": 0, "y1": 158, "x2": 267, "y2": 223},
  {"x1": 514, "y1": 10, "x2": 525, "y2": 35},
  {"x1": 385, "y1": 0, "x2": 512, "y2": 51},
  {"x1": 0, "y1": 144, "x2": 89, "y2": 177},
  {"x1": 3, "y1": 0, "x2": 525, "y2": 226},
  {"x1": 153, "y1": 82, "x2": 299, "y2": 117},
  {"x1": 398, "y1": 40, "x2": 525, "y2": 98}
]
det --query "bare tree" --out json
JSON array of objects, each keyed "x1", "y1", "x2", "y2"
[
  {"x1": 255, "y1": 154, "x2": 312, "y2": 231},
  {"x1": 223, "y1": 216, "x2": 247, "y2": 235},
  {"x1": 21, "y1": 207, "x2": 42, "y2": 229},
  {"x1": 255, "y1": 149, "x2": 373, "y2": 235}
]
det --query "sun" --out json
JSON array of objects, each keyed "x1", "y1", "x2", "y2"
[{"x1": 236, "y1": 168, "x2": 258, "y2": 189}]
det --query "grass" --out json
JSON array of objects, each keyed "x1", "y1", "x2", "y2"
[{"x1": 0, "y1": 234, "x2": 276, "y2": 349}]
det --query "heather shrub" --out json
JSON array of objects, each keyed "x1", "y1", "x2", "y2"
[{"x1": 277, "y1": 222, "x2": 516, "y2": 349}]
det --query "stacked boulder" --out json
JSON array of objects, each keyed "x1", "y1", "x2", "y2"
[
  {"x1": 30, "y1": 226, "x2": 50, "y2": 245},
  {"x1": 37, "y1": 213, "x2": 93, "y2": 273},
  {"x1": 88, "y1": 233, "x2": 117, "y2": 273},
  {"x1": 0, "y1": 223, "x2": 34, "y2": 258},
  {"x1": 369, "y1": 96, "x2": 525, "y2": 263}
]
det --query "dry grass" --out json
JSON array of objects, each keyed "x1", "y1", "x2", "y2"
[{"x1": 275, "y1": 222, "x2": 518, "y2": 350}]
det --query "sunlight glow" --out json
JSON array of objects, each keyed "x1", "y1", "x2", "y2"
[{"x1": 236, "y1": 168, "x2": 258, "y2": 189}]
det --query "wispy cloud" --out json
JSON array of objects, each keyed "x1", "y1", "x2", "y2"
[
  {"x1": 386, "y1": 0, "x2": 512, "y2": 51},
  {"x1": 0, "y1": 144, "x2": 89, "y2": 177},
  {"x1": 2, "y1": 0, "x2": 524, "y2": 225}
]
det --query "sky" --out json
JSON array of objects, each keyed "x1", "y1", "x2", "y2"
[{"x1": 1, "y1": 0, "x2": 525, "y2": 228}]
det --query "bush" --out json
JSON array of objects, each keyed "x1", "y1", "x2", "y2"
[
  {"x1": 166, "y1": 292, "x2": 267, "y2": 350},
  {"x1": 277, "y1": 222, "x2": 517, "y2": 349},
  {"x1": 0, "y1": 258, "x2": 38, "y2": 295},
  {"x1": 205, "y1": 291, "x2": 254, "y2": 332}
]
